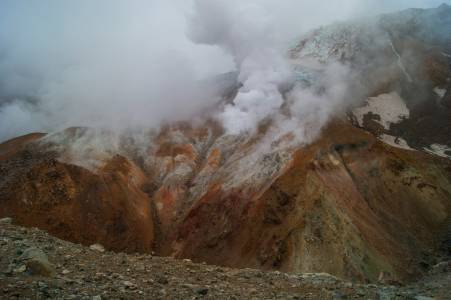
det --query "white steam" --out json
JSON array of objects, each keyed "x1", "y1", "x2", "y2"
[
  {"x1": 0, "y1": 1, "x2": 233, "y2": 141},
  {"x1": 1, "y1": 0, "x2": 449, "y2": 142},
  {"x1": 189, "y1": 0, "x2": 292, "y2": 135},
  {"x1": 189, "y1": 0, "x2": 354, "y2": 143}
]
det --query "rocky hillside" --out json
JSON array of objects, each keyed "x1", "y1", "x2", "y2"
[
  {"x1": 1, "y1": 119, "x2": 450, "y2": 285},
  {"x1": 1, "y1": 219, "x2": 450, "y2": 299},
  {"x1": 1, "y1": 4, "x2": 451, "y2": 288},
  {"x1": 291, "y1": 3, "x2": 451, "y2": 156}
]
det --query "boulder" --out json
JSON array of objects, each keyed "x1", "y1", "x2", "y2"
[
  {"x1": 19, "y1": 247, "x2": 56, "y2": 277},
  {"x1": 89, "y1": 244, "x2": 105, "y2": 253}
]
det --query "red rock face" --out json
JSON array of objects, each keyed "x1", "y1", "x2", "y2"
[
  {"x1": 1, "y1": 121, "x2": 450, "y2": 283},
  {"x1": 0, "y1": 133, "x2": 46, "y2": 161},
  {"x1": 0, "y1": 138, "x2": 154, "y2": 253},
  {"x1": 170, "y1": 122, "x2": 451, "y2": 282}
]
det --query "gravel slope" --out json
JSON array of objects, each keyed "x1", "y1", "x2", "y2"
[{"x1": 1, "y1": 219, "x2": 450, "y2": 300}]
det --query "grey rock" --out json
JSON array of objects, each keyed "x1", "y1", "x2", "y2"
[
  {"x1": 429, "y1": 261, "x2": 450, "y2": 274},
  {"x1": 13, "y1": 265, "x2": 26, "y2": 273},
  {"x1": 195, "y1": 287, "x2": 209, "y2": 295},
  {"x1": 89, "y1": 244, "x2": 105, "y2": 253},
  {"x1": 415, "y1": 296, "x2": 434, "y2": 300},
  {"x1": 156, "y1": 275, "x2": 168, "y2": 284},
  {"x1": 0, "y1": 217, "x2": 12, "y2": 224},
  {"x1": 20, "y1": 247, "x2": 56, "y2": 277},
  {"x1": 123, "y1": 281, "x2": 135, "y2": 289}
]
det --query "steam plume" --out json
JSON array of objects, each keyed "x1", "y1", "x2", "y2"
[
  {"x1": 189, "y1": 0, "x2": 355, "y2": 144},
  {"x1": 0, "y1": 0, "x2": 449, "y2": 142}
]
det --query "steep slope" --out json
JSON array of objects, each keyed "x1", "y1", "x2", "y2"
[
  {"x1": 170, "y1": 121, "x2": 451, "y2": 283},
  {"x1": 291, "y1": 4, "x2": 451, "y2": 156},
  {"x1": 1, "y1": 119, "x2": 450, "y2": 283},
  {"x1": 0, "y1": 134, "x2": 154, "y2": 253}
]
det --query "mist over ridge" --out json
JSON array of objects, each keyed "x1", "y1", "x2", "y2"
[{"x1": 0, "y1": 0, "x2": 450, "y2": 142}]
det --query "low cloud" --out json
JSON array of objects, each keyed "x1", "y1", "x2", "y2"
[{"x1": 0, "y1": 0, "x2": 449, "y2": 142}]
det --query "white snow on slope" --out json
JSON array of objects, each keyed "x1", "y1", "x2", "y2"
[
  {"x1": 423, "y1": 144, "x2": 451, "y2": 159},
  {"x1": 379, "y1": 134, "x2": 413, "y2": 151},
  {"x1": 388, "y1": 38, "x2": 413, "y2": 82},
  {"x1": 353, "y1": 92, "x2": 409, "y2": 130}
]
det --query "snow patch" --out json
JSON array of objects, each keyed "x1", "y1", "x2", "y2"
[
  {"x1": 292, "y1": 23, "x2": 364, "y2": 63},
  {"x1": 388, "y1": 38, "x2": 413, "y2": 82},
  {"x1": 353, "y1": 92, "x2": 409, "y2": 130},
  {"x1": 379, "y1": 134, "x2": 413, "y2": 151},
  {"x1": 423, "y1": 144, "x2": 451, "y2": 159},
  {"x1": 433, "y1": 87, "x2": 447, "y2": 99},
  {"x1": 442, "y1": 52, "x2": 451, "y2": 58}
]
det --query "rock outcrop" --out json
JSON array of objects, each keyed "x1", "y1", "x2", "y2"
[{"x1": 1, "y1": 119, "x2": 450, "y2": 284}]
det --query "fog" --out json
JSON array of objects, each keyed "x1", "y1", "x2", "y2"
[{"x1": 0, "y1": 0, "x2": 450, "y2": 142}]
